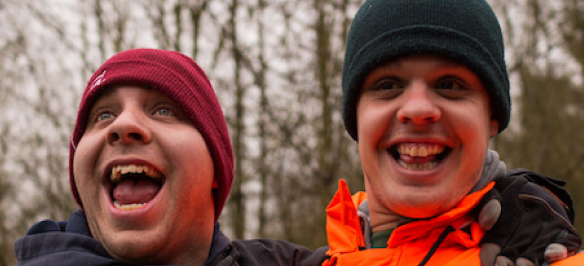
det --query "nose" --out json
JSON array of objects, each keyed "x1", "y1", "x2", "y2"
[
  {"x1": 107, "y1": 110, "x2": 152, "y2": 145},
  {"x1": 396, "y1": 82, "x2": 441, "y2": 124}
]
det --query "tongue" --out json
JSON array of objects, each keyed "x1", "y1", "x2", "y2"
[
  {"x1": 400, "y1": 154, "x2": 437, "y2": 164},
  {"x1": 113, "y1": 179, "x2": 161, "y2": 205}
]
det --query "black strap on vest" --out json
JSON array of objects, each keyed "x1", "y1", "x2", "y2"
[{"x1": 417, "y1": 225, "x2": 455, "y2": 266}]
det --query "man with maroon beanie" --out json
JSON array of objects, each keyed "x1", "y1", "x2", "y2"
[{"x1": 14, "y1": 48, "x2": 325, "y2": 266}]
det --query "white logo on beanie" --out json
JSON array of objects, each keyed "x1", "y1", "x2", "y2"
[{"x1": 90, "y1": 70, "x2": 107, "y2": 91}]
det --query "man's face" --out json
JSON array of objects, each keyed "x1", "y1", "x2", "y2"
[
  {"x1": 73, "y1": 86, "x2": 215, "y2": 265},
  {"x1": 356, "y1": 55, "x2": 499, "y2": 219}
]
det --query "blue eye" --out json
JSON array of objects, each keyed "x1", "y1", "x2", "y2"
[
  {"x1": 155, "y1": 107, "x2": 173, "y2": 116},
  {"x1": 98, "y1": 112, "x2": 113, "y2": 121}
]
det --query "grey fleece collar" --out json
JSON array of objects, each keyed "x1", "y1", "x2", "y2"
[{"x1": 471, "y1": 149, "x2": 507, "y2": 193}]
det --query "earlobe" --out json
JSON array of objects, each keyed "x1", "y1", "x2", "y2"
[{"x1": 489, "y1": 119, "x2": 499, "y2": 137}]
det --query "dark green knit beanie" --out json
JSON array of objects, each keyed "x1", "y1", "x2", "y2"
[{"x1": 342, "y1": 0, "x2": 510, "y2": 140}]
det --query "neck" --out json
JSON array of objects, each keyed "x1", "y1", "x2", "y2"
[{"x1": 370, "y1": 208, "x2": 403, "y2": 233}]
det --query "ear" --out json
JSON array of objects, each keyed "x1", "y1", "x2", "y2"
[{"x1": 489, "y1": 119, "x2": 499, "y2": 138}]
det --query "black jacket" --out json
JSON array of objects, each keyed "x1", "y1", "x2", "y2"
[{"x1": 14, "y1": 210, "x2": 326, "y2": 266}]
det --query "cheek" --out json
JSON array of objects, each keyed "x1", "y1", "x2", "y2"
[
  {"x1": 453, "y1": 103, "x2": 493, "y2": 141},
  {"x1": 72, "y1": 153, "x2": 92, "y2": 206},
  {"x1": 72, "y1": 137, "x2": 102, "y2": 195},
  {"x1": 356, "y1": 101, "x2": 391, "y2": 145},
  {"x1": 472, "y1": 96, "x2": 496, "y2": 138},
  {"x1": 73, "y1": 142, "x2": 90, "y2": 173},
  {"x1": 72, "y1": 148, "x2": 87, "y2": 189},
  {"x1": 170, "y1": 137, "x2": 215, "y2": 204}
]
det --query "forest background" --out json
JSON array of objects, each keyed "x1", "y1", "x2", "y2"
[{"x1": 0, "y1": 0, "x2": 583, "y2": 265}]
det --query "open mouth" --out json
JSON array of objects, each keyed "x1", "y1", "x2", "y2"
[
  {"x1": 109, "y1": 164, "x2": 165, "y2": 211},
  {"x1": 389, "y1": 143, "x2": 451, "y2": 170}
]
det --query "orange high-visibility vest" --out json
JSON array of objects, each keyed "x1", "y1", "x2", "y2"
[{"x1": 322, "y1": 179, "x2": 584, "y2": 266}]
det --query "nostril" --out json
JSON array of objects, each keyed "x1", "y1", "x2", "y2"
[
  {"x1": 109, "y1": 133, "x2": 120, "y2": 142},
  {"x1": 129, "y1": 133, "x2": 142, "y2": 141},
  {"x1": 424, "y1": 116, "x2": 438, "y2": 123}
]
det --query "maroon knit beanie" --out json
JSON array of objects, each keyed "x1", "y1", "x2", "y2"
[{"x1": 69, "y1": 48, "x2": 233, "y2": 222}]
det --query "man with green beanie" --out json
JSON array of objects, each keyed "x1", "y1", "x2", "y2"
[{"x1": 321, "y1": 0, "x2": 583, "y2": 265}]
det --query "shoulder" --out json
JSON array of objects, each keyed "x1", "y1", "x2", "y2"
[
  {"x1": 23, "y1": 209, "x2": 92, "y2": 235},
  {"x1": 23, "y1": 219, "x2": 66, "y2": 235},
  {"x1": 14, "y1": 231, "x2": 115, "y2": 266},
  {"x1": 15, "y1": 210, "x2": 115, "y2": 266},
  {"x1": 232, "y1": 239, "x2": 328, "y2": 266}
]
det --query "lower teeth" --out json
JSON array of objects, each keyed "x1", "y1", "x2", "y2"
[
  {"x1": 113, "y1": 201, "x2": 146, "y2": 210},
  {"x1": 398, "y1": 160, "x2": 438, "y2": 170}
]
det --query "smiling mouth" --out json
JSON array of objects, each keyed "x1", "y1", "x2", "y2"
[
  {"x1": 389, "y1": 143, "x2": 451, "y2": 170},
  {"x1": 109, "y1": 164, "x2": 164, "y2": 211}
]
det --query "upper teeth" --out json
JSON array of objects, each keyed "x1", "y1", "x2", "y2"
[
  {"x1": 397, "y1": 144, "x2": 445, "y2": 157},
  {"x1": 111, "y1": 164, "x2": 162, "y2": 183}
]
